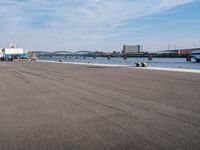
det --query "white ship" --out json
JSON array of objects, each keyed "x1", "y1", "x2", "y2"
[
  {"x1": 1, "y1": 42, "x2": 27, "y2": 59},
  {"x1": 191, "y1": 50, "x2": 200, "y2": 62}
]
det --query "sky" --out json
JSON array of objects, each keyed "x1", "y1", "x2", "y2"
[{"x1": 0, "y1": 0, "x2": 199, "y2": 52}]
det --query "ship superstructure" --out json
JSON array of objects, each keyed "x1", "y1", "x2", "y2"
[{"x1": 191, "y1": 50, "x2": 200, "y2": 62}]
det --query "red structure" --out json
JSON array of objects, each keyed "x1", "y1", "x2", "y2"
[{"x1": 178, "y1": 49, "x2": 196, "y2": 55}]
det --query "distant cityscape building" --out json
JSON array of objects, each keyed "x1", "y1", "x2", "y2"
[{"x1": 122, "y1": 45, "x2": 141, "y2": 55}]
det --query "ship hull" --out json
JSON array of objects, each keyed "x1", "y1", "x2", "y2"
[{"x1": 191, "y1": 50, "x2": 200, "y2": 62}]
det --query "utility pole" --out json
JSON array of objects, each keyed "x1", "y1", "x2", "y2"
[
  {"x1": 168, "y1": 44, "x2": 170, "y2": 51},
  {"x1": 141, "y1": 45, "x2": 143, "y2": 52}
]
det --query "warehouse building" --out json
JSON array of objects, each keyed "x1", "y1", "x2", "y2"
[{"x1": 122, "y1": 45, "x2": 141, "y2": 55}]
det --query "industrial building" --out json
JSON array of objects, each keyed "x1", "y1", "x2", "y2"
[{"x1": 122, "y1": 45, "x2": 141, "y2": 55}]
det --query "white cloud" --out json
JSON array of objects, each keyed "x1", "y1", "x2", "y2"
[{"x1": 0, "y1": 0, "x2": 194, "y2": 50}]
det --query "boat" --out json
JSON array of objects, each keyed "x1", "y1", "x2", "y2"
[
  {"x1": 1, "y1": 42, "x2": 28, "y2": 61},
  {"x1": 191, "y1": 50, "x2": 200, "y2": 62}
]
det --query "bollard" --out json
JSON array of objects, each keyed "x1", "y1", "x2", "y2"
[
  {"x1": 135, "y1": 62, "x2": 142, "y2": 67},
  {"x1": 123, "y1": 55, "x2": 127, "y2": 60},
  {"x1": 31, "y1": 58, "x2": 36, "y2": 61},
  {"x1": 107, "y1": 55, "x2": 111, "y2": 59},
  {"x1": 148, "y1": 54, "x2": 153, "y2": 61},
  {"x1": 141, "y1": 62, "x2": 147, "y2": 67}
]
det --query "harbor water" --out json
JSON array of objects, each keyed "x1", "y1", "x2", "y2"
[{"x1": 39, "y1": 56, "x2": 200, "y2": 70}]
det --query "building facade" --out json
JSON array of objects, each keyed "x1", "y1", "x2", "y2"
[{"x1": 122, "y1": 45, "x2": 141, "y2": 55}]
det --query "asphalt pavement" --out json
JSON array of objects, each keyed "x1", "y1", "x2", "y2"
[{"x1": 0, "y1": 61, "x2": 200, "y2": 150}]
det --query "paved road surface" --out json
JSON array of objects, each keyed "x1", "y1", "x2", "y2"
[{"x1": 0, "y1": 62, "x2": 200, "y2": 150}]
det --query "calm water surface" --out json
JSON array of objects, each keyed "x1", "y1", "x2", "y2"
[{"x1": 39, "y1": 56, "x2": 200, "y2": 70}]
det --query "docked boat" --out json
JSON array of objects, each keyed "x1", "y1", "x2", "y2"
[
  {"x1": 1, "y1": 42, "x2": 28, "y2": 61},
  {"x1": 191, "y1": 50, "x2": 200, "y2": 62}
]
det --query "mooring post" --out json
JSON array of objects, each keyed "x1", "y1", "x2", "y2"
[
  {"x1": 148, "y1": 54, "x2": 153, "y2": 61},
  {"x1": 107, "y1": 55, "x2": 111, "y2": 59},
  {"x1": 186, "y1": 56, "x2": 192, "y2": 61},
  {"x1": 123, "y1": 55, "x2": 127, "y2": 60}
]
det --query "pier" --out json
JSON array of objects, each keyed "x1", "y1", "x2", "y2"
[{"x1": 0, "y1": 62, "x2": 200, "y2": 150}]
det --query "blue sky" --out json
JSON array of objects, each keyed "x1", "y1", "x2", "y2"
[{"x1": 0, "y1": 0, "x2": 199, "y2": 51}]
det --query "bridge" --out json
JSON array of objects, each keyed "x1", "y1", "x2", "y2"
[{"x1": 37, "y1": 51, "x2": 94, "y2": 57}]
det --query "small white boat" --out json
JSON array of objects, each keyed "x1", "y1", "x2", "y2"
[{"x1": 191, "y1": 50, "x2": 200, "y2": 62}]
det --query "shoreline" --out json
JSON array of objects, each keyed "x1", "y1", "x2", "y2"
[{"x1": 37, "y1": 60, "x2": 200, "y2": 74}]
